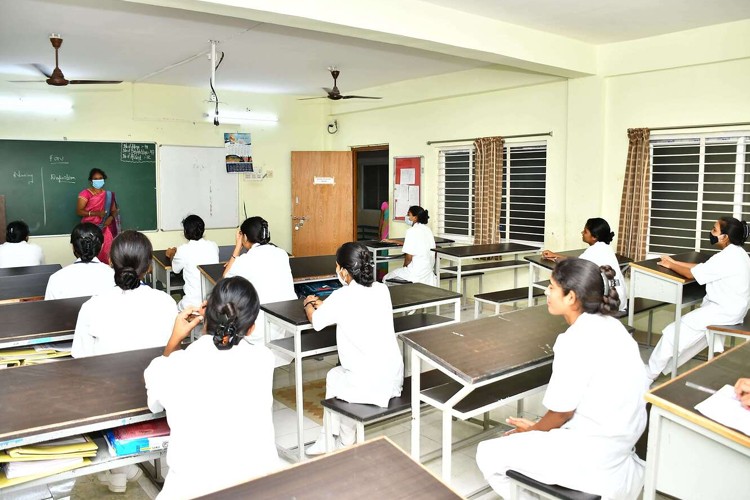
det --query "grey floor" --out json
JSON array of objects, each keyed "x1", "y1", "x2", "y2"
[{"x1": 29, "y1": 300, "x2": 705, "y2": 500}]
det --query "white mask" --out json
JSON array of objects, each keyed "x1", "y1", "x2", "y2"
[
  {"x1": 405, "y1": 218, "x2": 414, "y2": 226},
  {"x1": 337, "y1": 269, "x2": 348, "y2": 286}
]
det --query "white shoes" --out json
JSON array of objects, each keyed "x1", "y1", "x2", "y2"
[
  {"x1": 97, "y1": 465, "x2": 143, "y2": 493},
  {"x1": 305, "y1": 433, "x2": 341, "y2": 456}
]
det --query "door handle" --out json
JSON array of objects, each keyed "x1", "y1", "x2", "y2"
[{"x1": 292, "y1": 215, "x2": 308, "y2": 231}]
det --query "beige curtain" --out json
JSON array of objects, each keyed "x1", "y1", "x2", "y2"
[
  {"x1": 617, "y1": 128, "x2": 651, "y2": 261},
  {"x1": 473, "y1": 136, "x2": 504, "y2": 245}
]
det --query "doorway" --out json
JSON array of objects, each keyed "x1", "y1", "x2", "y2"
[{"x1": 352, "y1": 146, "x2": 389, "y2": 242}]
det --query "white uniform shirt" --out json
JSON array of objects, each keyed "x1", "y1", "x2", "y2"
[
  {"x1": 71, "y1": 285, "x2": 177, "y2": 358},
  {"x1": 690, "y1": 244, "x2": 750, "y2": 326},
  {"x1": 579, "y1": 242, "x2": 627, "y2": 311},
  {"x1": 401, "y1": 223, "x2": 437, "y2": 285},
  {"x1": 225, "y1": 244, "x2": 296, "y2": 342},
  {"x1": 0, "y1": 241, "x2": 45, "y2": 268},
  {"x1": 145, "y1": 335, "x2": 281, "y2": 499},
  {"x1": 44, "y1": 258, "x2": 115, "y2": 300},
  {"x1": 312, "y1": 281, "x2": 403, "y2": 407},
  {"x1": 170, "y1": 238, "x2": 219, "y2": 309}
]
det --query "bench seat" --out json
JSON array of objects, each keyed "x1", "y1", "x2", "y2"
[
  {"x1": 440, "y1": 260, "x2": 525, "y2": 275},
  {"x1": 506, "y1": 469, "x2": 601, "y2": 500},
  {"x1": 475, "y1": 287, "x2": 545, "y2": 316}
]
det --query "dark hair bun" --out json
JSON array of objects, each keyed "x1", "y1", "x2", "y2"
[{"x1": 336, "y1": 242, "x2": 374, "y2": 287}]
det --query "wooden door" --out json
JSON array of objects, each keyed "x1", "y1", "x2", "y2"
[{"x1": 291, "y1": 151, "x2": 354, "y2": 256}]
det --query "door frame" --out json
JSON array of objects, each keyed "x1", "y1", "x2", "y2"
[{"x1": 351, "y1": 144, "x2": 389, "y2": 240}]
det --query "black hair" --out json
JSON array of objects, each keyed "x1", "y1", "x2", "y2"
[
  {"x1": 718, "y1": 217, "x2": 750, "y2": 246},
  {"x1": 408, "y1": 205, "x2": 429, "y2": 225},
  {"x1": 240, "y1": 216, "x2": 271, "y2": 245},
  {"x1": 88, "y1": 168, "x2": 107, "y2": 181},
  {"x1": 204, "y1": 276, "x2": 260, "y2": 350},
  {"x1": 109, "y1": 230, "x2": 151, "y2": 290},
  {"x1": 585, "y1": 217, "x2": 614, "y2": 245},
  {"x1": 551, "y1": 258, "x2": 620, "y2": 316},
  {"x1": 6, "y1": 220, "x2": 29, "y2": 243},
  {"x1": 336, "y1": 242, "x2": 374, "y2": 287},
  {"x1": 71, "y1": 223, "x2": 103, "y2": 263},
  {"x1": 182, "y1": 214, "x2": 205, "y2": 241}
]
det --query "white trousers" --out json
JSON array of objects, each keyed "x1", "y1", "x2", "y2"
[
  {"x1": 325, "y1": 367, "x2": 357, "y2": 445},
  {"x1": 646, "y1": 320, "x2": 724, "y2": 380}
]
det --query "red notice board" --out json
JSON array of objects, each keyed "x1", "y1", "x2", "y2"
[{"x1": 393, "y1": 156, "x2": 422, "y2": 221}]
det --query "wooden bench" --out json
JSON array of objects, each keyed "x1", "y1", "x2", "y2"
[
  {"x1": 707, "y1": 311, "x2": 750, "y2": 359},
  {"x1": 322, "y1": 363, "x2": 552, "y2": 450},
  {"x1": 474, "y1": 287, "x2": 546, "y2": 317},
  {"x1": 506, "y1": 469, "x2": 601, "y2": 500},
  {"x1": 440, "y1": 261, "x2": 525, "y2": 296}
]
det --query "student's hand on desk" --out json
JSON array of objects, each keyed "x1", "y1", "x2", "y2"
[
  {"x1": 735, "y1": 378, "x2": 750, "y2": 409},
  {"x1": 657, "y1": 255, "x2": 675, "y2": 269},
  {"x1": 304, "y1": 295, "x2": 321, "y2": 307},
  {"x1": 503, "y1": 416, "x2": 536, "y2": 436},
  {"x1": 541, "y1": 250, "x2": 556, "y2": 261},
  {"x1": 165, "y1": 247, "x2": 177, "y2": 259}
]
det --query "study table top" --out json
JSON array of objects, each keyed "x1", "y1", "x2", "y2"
[
  {"x1": 0, "y1": 264, "x2": 62, "y2": 278},
  {"x1": 0, "y1": 347, "x2": 162, "y2": 449},
  {"x1": 525, "y1": 249, "x2": 633, "y2": 270},
  {"x1": 646, "y1": 341, "x2": 750, "y2": 448},
  {"x1": 261, "y1": 283, "x2": 462, "y2": 327},
  {"x1": 362, "y1": 236, "x2": 455, "y2": 249},
  {"x1": 401, "y1": 306, "x2": 568, "y2": 384},
  {"x1": 630, "y1": 251, "x2": 710, "y2": 283},
  {"x1": 0, "y1": 296, "x2": 89, "y2": 346},
  {"x1": 0, "y1": 264, "x2": 62, "y2": 301},
  {"x1": 200, "y1": 254, "x2": 339, "y2": 287},
  {"x1": 199, "y1": 437, "x2": 461, "y2": 500},
  {"x1": 433, "y1": 242, "x2": 538, "y2": 259},
  {"x1": 151, "y1": 249, "x2": 173, "y2": 270}
]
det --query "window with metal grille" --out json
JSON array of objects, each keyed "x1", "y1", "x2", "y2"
[
  {"x1": 648, "y1": 134, "x2": 750, "y2": 256},
  {"x1": 437, "y1": 142, "x2": 547, "y2": 245}
]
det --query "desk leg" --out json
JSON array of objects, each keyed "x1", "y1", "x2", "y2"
[
  {"x1": 441, "y1": 408, "x2": 453, "y2": 482},
  {"x1": 411, "y1": 348, "x2": 421, "y2": 461},
  {"x1": 453, "y1": 298, "x2": 460, "y2": 322},
  {"x1": 670, "y1": 285, "x2": 684, "y2": 379},
  {"x1": 456, "y1": 260, "x2": 463, "y2": 297},
  {"x1": 628, "y1": 270, "x2": 636, "y2": 327},
  {"x1": 294, "y1": 330, "x2": 305, "y2": 461},
  {"x1": 527, "y1": 263, "x2": 536, "y2": 307},
  {"x1": 435, "y1": 254, "x2": 441, "y2": 288},
  {"x1": 642, "y1": 407, "x2": 663, "y2": 500}
]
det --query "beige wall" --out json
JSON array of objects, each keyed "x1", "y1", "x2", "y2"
[{"x1": 0, "y1": 82, "x2": 327, "y2": 264}]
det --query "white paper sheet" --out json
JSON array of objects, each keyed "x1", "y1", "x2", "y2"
[
  {"x1": 395, "y1": 184, "x2": 409, "y2": 201},
  {"x1": 694, "y1": 384, "x2": 750, "y2": 436},
  {"x1": 394, "y1": 199, "x2": 409, "y2": 219},
  {"x1": 408, "y1": 185, "x2": 420, "y2": 206},
  {"x1": 400, "y1": 168, "x2": 416, "y2": 184}
]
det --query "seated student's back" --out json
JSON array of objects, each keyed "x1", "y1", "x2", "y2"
[
  {"x1": 71, "y1": 231, "x2": 177, "y2": 358},
  {"x1": 167, "y1": 214, "x2": 219, "y2": 310},
  {"x1": 45, "y1": 223, "x2": 115, "y2": 300},
  {"x1": 0, "y1": 221, "x2": 45, "y2": 268}
]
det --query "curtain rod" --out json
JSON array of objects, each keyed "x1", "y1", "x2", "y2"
[
  {"x1": 426, "y1": 131, "x2": 553, "y2": 146},
  {"x1": 650, "y1": 121, "x2": 750, "y2": 132}
]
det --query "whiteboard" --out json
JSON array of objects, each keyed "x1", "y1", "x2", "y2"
[{"x1": 158, "y1": 145, "x2": 239, "y2": 231}]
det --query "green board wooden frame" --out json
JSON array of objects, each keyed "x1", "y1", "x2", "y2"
[{"x1": 0, "y1": 140, "x2": 157, "y2": 236}]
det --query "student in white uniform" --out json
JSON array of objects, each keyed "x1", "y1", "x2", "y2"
[
  {"x1": 44, "y1": 223, "x2": 114, "y2": 300},
  {"x1": 0, "y1": 220, "x2": 45, "y2": 268},
  {"x1": 383, "y1": 205, "x2": 437, "y2": 285},
  {"x1": 165, "y1": 214, "x2": 219, "y2": 310},
  {"x1": 542, "y1": 217, "x2": 627, "y2": 312},
  {"x1": 224, "y1": 216, "x2": 296, "y2": 349},
  {"x1": 71, "y1": 230, "x2": 177, "y2": 492},
  {"x1": 646, "y1": 217, "x2": 750, "y2": 380},
  {"x1": 304, "y1": 242, "x2": 404, "y2": 455},
  {"x1": 144, "y1": 277, "x2": 282, "y2": 499},
  {"x1": 476, "y1": 258, "x2": 648, "y2": 500}
]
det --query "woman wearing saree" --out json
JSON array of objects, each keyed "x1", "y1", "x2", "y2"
[{"x1": 77, "y1": 168, "x2": 119, "y2": 264}]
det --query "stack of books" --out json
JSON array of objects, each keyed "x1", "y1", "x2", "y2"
[
  {"x1": 0, "y1": 435, "x2": 97, "y2": 487},
  {"x1": 0, "y1": 342, "x2": 72, "y2": 368},
  {"x1": 104, "y1": 418, "x2": 171, "y2": 457}
]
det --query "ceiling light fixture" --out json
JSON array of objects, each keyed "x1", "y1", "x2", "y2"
[
  {"x1": 203, "y1": 111, "x2": 278, "y2": 125},
  {"x1": 0, "y1": 96, "x2": 73, "y2": 114}
]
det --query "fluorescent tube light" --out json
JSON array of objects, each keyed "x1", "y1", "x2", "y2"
[
  {"x1": 0, "y1": 96, "x2": 73, "y2": 114},
  {"x1": 203, "y1": 112, "x2": 278, "y2": 124}
]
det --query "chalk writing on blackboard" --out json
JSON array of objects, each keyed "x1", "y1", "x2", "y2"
[
  {"x1": 121, "y1": 143, "x2": 156, "y2": 163},
  {"x1": 49, "y1": 154, "x2": 68, "y2": 165},
  {"x1": 12, "y1": 171, "x2": 33, "y2": 184},
  {"x1": 50, "y1": 173, "x2": 76, "y2": 184}
]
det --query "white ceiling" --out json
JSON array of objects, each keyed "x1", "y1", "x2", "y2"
[
  {"x1": 1, "y1": 0, "x2": 749, "y2": 96},
  {"x1": 422, "y1": 0, "x2": 750, "y2": 44}
]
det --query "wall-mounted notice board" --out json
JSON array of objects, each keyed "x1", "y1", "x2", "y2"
[
  {"x1": 0, "y1": 140, "x2": 157, "y2": 236},
  {"x1": 393, "y1": 156, "x2": 422, "y2": 221}
]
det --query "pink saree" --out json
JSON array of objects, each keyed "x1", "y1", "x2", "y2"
[{"x1": 79, "y1": 188, "x2": 114, "y2": 264}]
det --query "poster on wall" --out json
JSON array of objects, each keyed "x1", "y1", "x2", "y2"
[
  {"x1": 224, "y1": 133, "x2": 253, "y2": 173},
  {"x1": 393, "y1": 156, "x2": 422, "y2": 221}
]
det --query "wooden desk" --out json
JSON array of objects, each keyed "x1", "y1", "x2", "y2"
[
  {"x1": 643, "y1": 342, "x2": 750, "y2": 500},
  {"x1": 628, "y1": 252, "x2": 708, "y2": 378},
  {"x1": 0, "y1": 348, "x2": 165, "y2": 494},
  {"x1": 199, "y1": 437, "x2": 461, "y2": 499},
  {"x1": 262, "y1": 283, "x2": 462, "y2": 462},
  {"x1": 433, "y1": 243, "x2": 537, "y2": 296},
  {"x1": 707, "y1": 311, "x2": 750, "y2": 359},
  {"x1": 151, "y1": 249, "x2": 184, "y2": 296},
  {"x1": 361, "y1": 237, "x2": 455, "y2": 274},
  {"x1": 401, "y1": 306, "x2": 567, "y2": 483},
  {"x1": 525, "y1": 249, "x2": 632, "y2": 305},
  {"x1": 0, "y1": 264, "x2": 62, "y2": 302},
  {"x1": 0, "y1": 296, "x2": 88, "y2": 348}
]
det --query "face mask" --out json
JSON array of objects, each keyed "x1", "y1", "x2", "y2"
[
  {"x1": 337, "y1": 269, "x2": 348, "y2": 286},
  {"x1": 92, "y1": 179, "x2": 105, "y2": 189},
  {"x1": 708, "y1": 231, "x2": 719, "y2": 245},
  {"x1": 405, "y1": 218, "x2": 414, "y2": 226}
]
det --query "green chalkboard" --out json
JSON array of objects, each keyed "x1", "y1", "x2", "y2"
[{"x1": 0, "y1": 140, "x2": 156, "y2": 236}]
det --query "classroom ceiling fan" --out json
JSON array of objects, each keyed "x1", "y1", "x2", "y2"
[
  {"x1": 298, "y1": 67, "x2": 381, "y2": 101},
  {"x1": 19, "y1": 34, "x2": 122, "y2": 86}
]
